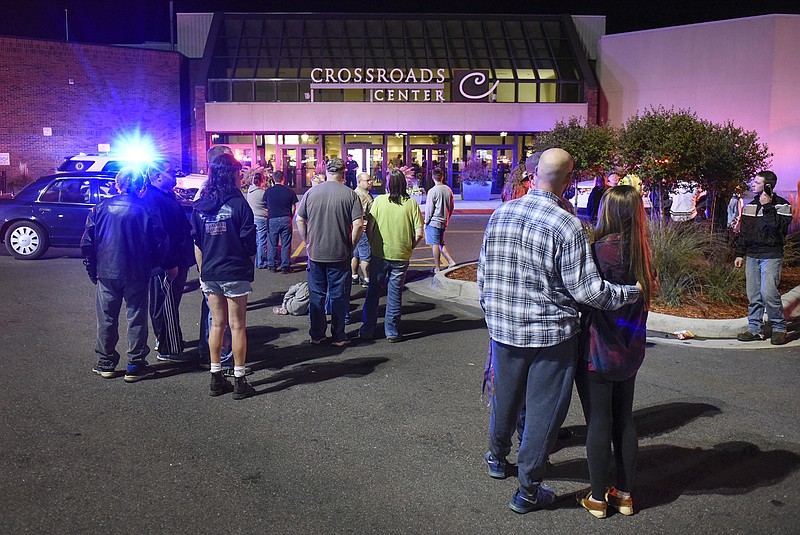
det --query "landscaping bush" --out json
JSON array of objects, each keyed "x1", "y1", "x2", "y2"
[{"x1": 647, "y1": 220, "x2": 748, "y2": 307}]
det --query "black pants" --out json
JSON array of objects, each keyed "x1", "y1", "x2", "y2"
[
  {"x1": 575, "y1": 364, "x2": 638, "y2": 500},
  {"x1": 148, "y1": 267, "x2": 188, "y2": 356}
]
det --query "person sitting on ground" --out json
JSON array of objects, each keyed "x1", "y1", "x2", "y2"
[{"x1": 273, "y1": 281, "x2": 310, "y2": 316}]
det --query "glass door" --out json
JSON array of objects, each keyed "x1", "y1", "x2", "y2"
[
  {"x1": 407, "y1": 145, "x2": 452, "y2": 192},
  {"x1": 228, "y1": 145, "x2": 255, "y2": 169},
  {"x1": 345, "y1": 145, "x2": 386, "y2": 192},
  {"x1": 279, "y1": 148, "x2": 298, "y2": 188},
  {"x1": 473, "y1": 145, "x2": 516, "y2": 193},
  {"x1": 279, "y1": 146, "x2": 321, "y2": 191},
  {"x1": 299, "y1": 147, "x2": 319, "y2": 189}
]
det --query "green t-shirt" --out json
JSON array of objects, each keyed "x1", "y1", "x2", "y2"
[{"x1": 368, "y1": 195, "x2": 422, "y2": 261}]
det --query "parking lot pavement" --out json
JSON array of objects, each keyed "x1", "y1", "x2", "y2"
[{"x1": 1, "y1": 220, "x2": 799, "y2": 533}]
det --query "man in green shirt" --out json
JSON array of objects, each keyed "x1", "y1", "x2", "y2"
[{"x1": 359, "y1": 169, "x2": 423, "y2": 342}]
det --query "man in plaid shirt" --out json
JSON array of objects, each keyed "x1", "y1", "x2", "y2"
[{"x1": 478, "y1": 148, "x2": 641, "y2": 514}]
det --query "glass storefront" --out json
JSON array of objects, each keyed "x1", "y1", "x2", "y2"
[{"x1": 210, "y1": 130, "x2": 532, "y2": 194}]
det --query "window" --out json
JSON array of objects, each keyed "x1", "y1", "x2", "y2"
[
  {"x1": 98, "y1": 180, "x2": 117, "y2": 201},
  {"x1": 207, "y1": 13, "x2": 589, "y2": 104},
  {"x1": 41, "y1": 179, "x2": 91, "y2": 204}
]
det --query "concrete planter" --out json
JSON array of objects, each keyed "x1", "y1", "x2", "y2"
[{"x1": 461, "y1": 181, "x2": 492, "y2": 201}]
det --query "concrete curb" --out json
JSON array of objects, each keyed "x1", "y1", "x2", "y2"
[{"x1": 404, "y1": 265, "x2": 800, "y2": 349}]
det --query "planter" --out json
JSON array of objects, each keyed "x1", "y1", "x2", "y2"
[{"x1": 461, "y1": 181, "x2": 492, "y2": 201}]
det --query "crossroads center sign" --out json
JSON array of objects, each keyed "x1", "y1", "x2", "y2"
[{"x1": 308, "y1": 68, "x2": 498, "y2": 103}]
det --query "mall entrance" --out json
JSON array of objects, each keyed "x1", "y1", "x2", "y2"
[
  {"x1": 345, "y1": 144, "x2": 386, "y2": 191},
  {"x1": 406, "y1": 145, "x2": 451, "y2": 192},
  {"x1": 473, "y1": 145, "x2": 516, "y2": 194}
]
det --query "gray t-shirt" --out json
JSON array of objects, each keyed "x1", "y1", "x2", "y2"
[
  {"x1": 246, "y1": 184, "x2": 267, "y2": 219},
  {"x1": 297, "y1": 181, "x2": 363, "y2": 262},
  {"x1": 425, "y1": 184, "x2": 454, "y2": 229}
]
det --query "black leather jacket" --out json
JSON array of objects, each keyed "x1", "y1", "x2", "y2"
[
  {"x1": 142, "y1": 185, "x2": 194, "y2": 270},
  {"x1": 81, "y1": 193, "x2": 166, "y2": 281}
]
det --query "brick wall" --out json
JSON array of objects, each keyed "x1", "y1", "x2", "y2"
[{"x1": 0, "y1": 36, "x2": 189, "y2": 188}]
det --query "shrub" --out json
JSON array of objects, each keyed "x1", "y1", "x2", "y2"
[
  {"x1": 701, "y1": 263, "x2": 745, "y2": 305},
  {"x1": 784, "y1": 229, "x2": 800, "y2": 267},
  {"x1": 649, "y1": 220, "x2": 709, "y2": 306},
  {"x1": 460, "y1": 159, "x2": 491, "y2": 186}
]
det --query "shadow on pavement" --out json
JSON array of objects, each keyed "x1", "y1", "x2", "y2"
[
  {"x1": 249, "y1": 356, "x2": 389, "y2": 395},
  {"x1": 553, "y1": 402, "x2": 723, "y2": 455},
  {"x1": 400, "y1": 313, "x2": 486, "y2": 340},
  {"x1": 549, "y1": 441, "x2": 800, "y2": 512}
]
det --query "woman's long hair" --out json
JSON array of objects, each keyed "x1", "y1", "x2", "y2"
[
  {"x1": 201, "y1": 153, "x2": 242, "y2": 203},
  {"x1": 387, "y1": 169, "x2": 409, "y2": 205},
  {"x1": 595, "y1": 185, "x2": 654, "y2": 307}
]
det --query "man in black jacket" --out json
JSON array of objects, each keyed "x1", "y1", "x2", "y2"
[
  {"x1": 734, "y1": 171, "x2": 792, "y2": 345},
  {"x1": 82, "y1": 167, "x2": 167, "y2": 381},
  {"x1": 144, "y1": 161, "x2": 195, "y2": 362}
]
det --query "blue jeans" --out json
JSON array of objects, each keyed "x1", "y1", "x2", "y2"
[
  {"x1": 489, "y1": 336, "x2": 578, "y2": 497},
  {"x1": 359, "y1": 257, "x2": 409, "y2": 339},
  {"x1": 745, "y1": 256, "x2": 785, "y2": 333},
  {"x1": 198, "y1": 294, "x2": 233, "y2": 367},
  {"x1": 254, "y1": 218, "x2": 268, "y2": 268},
  {"x1": 268, "y1": 216, "x2": 293, "y2": 269},
  {"x1": 308, "y1": 260, "x2": 350, "y2": 342},
  {"x1": 95, "y1": 278, "x2": 150, "y2": 369}
]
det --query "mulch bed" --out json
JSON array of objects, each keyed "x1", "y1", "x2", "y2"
[{"x1": 445, "y1": 264, "x2": 800, "y2": 320}]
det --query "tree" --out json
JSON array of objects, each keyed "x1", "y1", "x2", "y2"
[
  {"x1": 618, "y1": 106, "x2": 707, "y2": 190},
  {"x1": 698, "y1": 121, "x2": 772, "y2": 228},
  {"x1": 533, "y1": 117, "x2": 618, "y2": 181}
]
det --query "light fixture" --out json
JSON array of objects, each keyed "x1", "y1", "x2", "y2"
[
  {"x1": 301, "y1": 133, "x2": 309, "y2": 143},
  {"x1": 464, "y1": 134, "x2": 472, "y2": 144},
  {"x1": 500, "y1": 131, "x2": 508, "y2": 138}
]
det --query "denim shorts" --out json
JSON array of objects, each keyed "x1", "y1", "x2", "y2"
[
  {"x1": 354, "y1": 233, "x2": 371, "y2": 261},
  {"x1": 425, "y1": 224, "x2": 446, "y2": 245},
  {"x1": 200, "y1": 279, "x2": 252, "y2": 298}
]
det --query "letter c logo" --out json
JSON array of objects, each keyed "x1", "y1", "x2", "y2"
[{"x1": 459, "y1": 72, "x2": 500, "y2": 100}]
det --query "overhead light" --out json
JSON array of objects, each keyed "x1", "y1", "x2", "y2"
[
  {"x1": 500, "y1": 131, "x2": 508, "y2": 138},
  {"x1": 301, "y1": 133, "x2": 309, "y2": 143},
  {"x1": 465, "y1": 134, "x2": 472, "y2": 143}
]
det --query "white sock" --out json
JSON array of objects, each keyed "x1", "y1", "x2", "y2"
[
  {"x1": 234, "y1": 365, "x2": 246, "y2": 378},
  {"x1": 210, "y1": 362, "x2": 222, "y2": 373}
]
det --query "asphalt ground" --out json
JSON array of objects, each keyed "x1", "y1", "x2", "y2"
[{"x1": 1, "y1": 214, "x2": 799, "y2": 534}]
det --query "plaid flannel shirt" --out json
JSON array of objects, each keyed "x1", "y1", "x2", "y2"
[{"x1": 478, "y1": 189, "x2": 640, "y2": 348}]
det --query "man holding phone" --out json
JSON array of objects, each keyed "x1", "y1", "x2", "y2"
[{"x1": 734, "y1": 171, "x2": 792, "y2": 345}]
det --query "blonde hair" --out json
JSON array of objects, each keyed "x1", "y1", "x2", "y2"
[{"x1": 595, "y1": 185, "x2": 653, "y2": 307}]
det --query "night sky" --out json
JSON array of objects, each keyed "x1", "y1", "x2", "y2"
[{"x1": 2, "y1": 0, "x2": 800, "y2": 44}]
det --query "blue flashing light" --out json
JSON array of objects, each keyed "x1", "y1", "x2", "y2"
[{"x1": 112, "y1": 130, "x2": 160, "y2": 164}]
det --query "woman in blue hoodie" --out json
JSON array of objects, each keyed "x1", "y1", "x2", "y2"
[{"x1": 191, "y1": 153, "x2": 257, "y2": 400}]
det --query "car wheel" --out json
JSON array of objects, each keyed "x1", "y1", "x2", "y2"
[{"x1": 4, "y1": 221, "x2": 50, "y2": 259}]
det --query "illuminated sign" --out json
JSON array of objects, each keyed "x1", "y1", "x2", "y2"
[
  {"x1": 308, "y1": 67, "x2": 497, "y2": 103},
  {"x1": 452, "y1": 70, "x2": 499, "y2": 102},
  {"x1": 310, "y1": 68, "x2": 446, "y2": 84}
]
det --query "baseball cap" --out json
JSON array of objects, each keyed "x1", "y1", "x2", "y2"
[{"x1": 326, "y1": 157, "x2": 345, "y2": 173}]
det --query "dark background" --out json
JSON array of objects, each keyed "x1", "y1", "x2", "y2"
[{"x1": 3, "y1": 0, "x2": 800, "y2": 45}]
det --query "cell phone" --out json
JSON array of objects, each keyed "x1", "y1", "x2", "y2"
[{"x1": 764, "y1": 183, "x2": 773, "y2": 196}]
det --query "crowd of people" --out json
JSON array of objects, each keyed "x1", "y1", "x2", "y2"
[{"x1": 81, "y1": 143, "x2": 792, "y2": 515}]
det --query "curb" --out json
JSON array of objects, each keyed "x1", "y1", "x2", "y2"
[{"x1": 404, "y1": 266, "x2": 800, "y2": 349}]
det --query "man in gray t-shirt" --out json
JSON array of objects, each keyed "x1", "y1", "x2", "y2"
[
  {"x1": 296, "y1": 157, "x2": 363, "y2": 346},
  {"x1": 424, "y1": 168, "x2": 457, "y2": 272}
]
